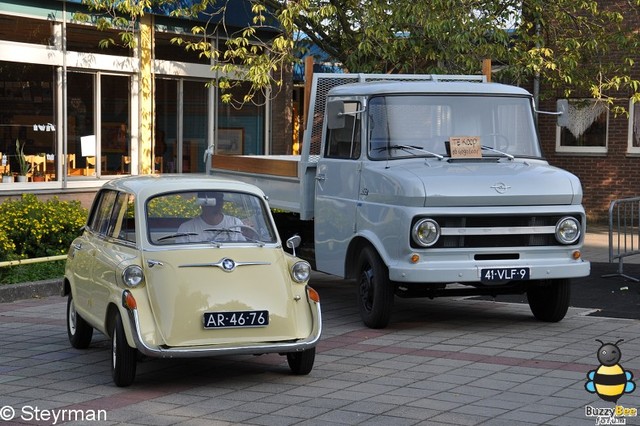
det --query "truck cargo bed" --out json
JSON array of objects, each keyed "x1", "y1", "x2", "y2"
[{"x1": 211, "y1": 155, "x2": 316, "y2": 220}]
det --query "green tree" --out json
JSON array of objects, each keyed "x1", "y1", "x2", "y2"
[{"x1": 76, "y1": 0, "x2": 640, "y2": 107}]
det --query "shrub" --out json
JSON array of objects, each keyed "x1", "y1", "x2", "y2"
[{"x1": 0, "y1": 194, "x2": 88, "y2": 260}]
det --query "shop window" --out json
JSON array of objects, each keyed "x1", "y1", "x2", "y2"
[
  {"x1": 66, "y1": 23, "x2": 132, "y2": 56},
  {"x1": 217, "y1": 81, "x2": 265, "y2": 154},
  {"x1": 155, "y1": 32, "x2": 211, "y2": 65},
  {"x1": 556, "y1": 99, "x2": 608, "y2": 154},
  {"x1": 0, "y1": 15, "x2": 52, "y2": 45},
  {"x1": 0, "y1": 61, "x2": 57, "y2": 181}
]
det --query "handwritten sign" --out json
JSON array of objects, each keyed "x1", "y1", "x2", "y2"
[{"x1": 449, "y1": 136, "x2": 481, "y2": 158}]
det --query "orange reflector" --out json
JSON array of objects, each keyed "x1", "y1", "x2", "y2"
[
  {"x1": 307, "y1": 286, "x2": 320, "y2": 303},
  {"x1": 410, "y1": 253, "x2": 420, "y2": 263},
  {"x1": 572, "y1": 250, "x2": 581, "y2": 260},
  {"x1": 122, "y1": 291, "x2": 137, "y2": 310}
]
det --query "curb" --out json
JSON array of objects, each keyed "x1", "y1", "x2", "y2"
[{"x1": 0, "y1": 279, "x2": 63, "y2": 303}]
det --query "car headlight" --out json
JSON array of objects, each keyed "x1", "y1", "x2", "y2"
[
  {"x1": 291, "y1": 261, "x2": 311, "y2": 283},
  {"x1": 122, "y1": 265, "x2": 144, "y2": 287},
  {"x1": 555, "y1": 217, "x2": 580, "y2": 245},
  {"x1": 412, "y1": 218, "x2": 440, "y2": 247}
]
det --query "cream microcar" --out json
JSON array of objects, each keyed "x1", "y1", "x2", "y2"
[{"x1": 63, "y1": 175, "x2": 321, "y2": 387}]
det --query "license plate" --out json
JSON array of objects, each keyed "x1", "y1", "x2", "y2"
[
  {"x1": 480, "y1": 267, "x2": 530, "y2": 283},
  {"x1": 203, "y1": 310, "x2": 269, "y2": 329}
]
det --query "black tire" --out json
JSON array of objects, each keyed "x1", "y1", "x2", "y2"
[
  {"x1": 66, "y1": 294, "x2": 93, "y2": 349},
  {"x1": 527, "y1": 278, "x2": 571, "y2": 322},
  {"x1": 287, "y1": 347, "x2": 315, "y2": 375},
  {"x1": 356, "y1": 246, "x2": 394, "y2": 329},
  {"x1": 111, "y1": 312, "x2": 137, "y2": 387}
]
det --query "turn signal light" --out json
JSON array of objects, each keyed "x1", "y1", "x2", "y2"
[
  {"x1": 122, "y1": 290, "x2": 137, "y2": 310},
  {"x1": 572, "y1": 250, "x2": 581, "y2": 260},
  {"x1": 410, "y1": 253, "x2": 420, "y2": 263},
  {"x1": 307, "y1": 286, "x2": 320, "y2": 303}
]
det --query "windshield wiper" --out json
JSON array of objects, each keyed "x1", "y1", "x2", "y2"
[
  {"x1": 157, "y1": 232, "x2": 198, "y2": 242},
  {"x1": 376, "y1": 144, "x2": 444, "y2": 160},
  {"x1": 481, "y1": 145, "x2": 514, "y2": 160}
]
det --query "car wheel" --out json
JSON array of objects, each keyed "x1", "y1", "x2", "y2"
[
  {"x1": 356, "y1": 246, "x2": 394, "y2": 329},
  {"x1": 527, "y1": 278, "x2": 571, "y2": 322},
  {"x1": 66, "y1": 294, "x2": 93, "y2": 349},
  {"x1": 111, "y1": 312, "x2": 137, "y2": 387},
  {"x1": 287, "y1": 347, "x2": 315, "y2": 375}
]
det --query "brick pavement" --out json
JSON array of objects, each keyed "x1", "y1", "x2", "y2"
[{"x1": 1, "y1": 269, "x2": 640, "y2": 425}]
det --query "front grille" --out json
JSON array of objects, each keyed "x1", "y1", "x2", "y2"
[{"x1": 411, "y1": 215, "x2": 581, "y2": 249}]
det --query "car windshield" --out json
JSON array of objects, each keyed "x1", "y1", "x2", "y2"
[
  {"x1": 367, "y1": 94, "x2": 542, "y2": 160},
  {"x1": 146, "y1": 190, "x2": 278, "y2": 246}
]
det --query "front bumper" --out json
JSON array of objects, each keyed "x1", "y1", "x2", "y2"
[
  {"x1": 389, "y1": 256, "x2": 590, "y2": 284},
  {"x1": 124, "y1": 298, "x2": 322, "y2": 359}
]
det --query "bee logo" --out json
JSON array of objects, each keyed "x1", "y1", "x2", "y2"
[{"x1": 585, "y1": 339, "x2": 635, "y2": 403}]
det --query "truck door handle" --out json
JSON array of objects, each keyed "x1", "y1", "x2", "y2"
[{"x1": 315, "y1": 174, "x2": 326, "y2": 181}]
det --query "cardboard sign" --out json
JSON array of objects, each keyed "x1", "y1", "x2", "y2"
[{"x1": 449, "y1": 136, "x2": 481, "y2": 158}]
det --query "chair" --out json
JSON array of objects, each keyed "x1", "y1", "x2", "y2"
[
  {"x1": 26, "y1": 154, "x2": 46, "y2": 181},
  {"x1": 85, "y1": 156, "x2": 108, "y2": 175}
]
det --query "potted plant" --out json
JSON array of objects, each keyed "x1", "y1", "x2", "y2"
[
  {"x1": 32, "y1": 169, "x2": 46, "y2": 182},
  {"x1": 15, "y1": 139, "x2": 31, "y2": 182},
  {"x1": 1, "y1": 169, "x2": 12, "y2": 183}
]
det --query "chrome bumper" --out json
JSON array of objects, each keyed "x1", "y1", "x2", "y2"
[{"x1": 124, "y1": 298, "x2": 322, "y2": 359}]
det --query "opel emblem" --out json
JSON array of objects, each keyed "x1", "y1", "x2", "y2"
[
  {"x1": 221, "y1": 258, "x2": 236, "y2": 272},
  {"x1": 491, "y1": 182, "x2": 511, "y2": 194}
]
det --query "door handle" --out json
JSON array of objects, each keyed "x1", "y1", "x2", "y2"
[{"x1": 315, "y1": 173, "x2": 326, "y2": 181}]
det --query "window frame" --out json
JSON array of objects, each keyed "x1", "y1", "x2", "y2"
[{"x1": 555, "y1": 98, "x2": 609, "y2": 154}]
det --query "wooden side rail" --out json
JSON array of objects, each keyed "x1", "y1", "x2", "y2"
[{"x1": 212, "y1": 155, "x2": 299, "y2": 178}]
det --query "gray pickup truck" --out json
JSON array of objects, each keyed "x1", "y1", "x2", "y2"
[{"x1": 211, "y1": 73, "x2": 591, "y2": 328}]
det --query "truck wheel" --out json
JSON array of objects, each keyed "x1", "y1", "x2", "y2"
[
  {"x1": 66, "y1": 294, "x2": 93, "y2": 349},
  {"x1": 111, "y1": 312, "x2": 137, "y2": 387},
  {"x1": 357, "y1": 246, "x2": 394, "y2": 329},
  {"x1": 287, "y1": 348, "x2": 315, "y2": 375},
  {"x1": 527, "y1": 279, "x2": 570, "y2": 322}
]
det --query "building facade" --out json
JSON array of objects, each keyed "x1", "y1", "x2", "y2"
[{"x1": 0, "y1": 0, "x2": 291, "y2": 206}]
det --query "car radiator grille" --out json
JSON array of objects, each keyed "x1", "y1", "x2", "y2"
[{"x1": 413, "y1": 215, "x2": 581, "y2": 249}]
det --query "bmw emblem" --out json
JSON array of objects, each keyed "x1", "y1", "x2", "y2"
[{"x1": 221, "y1": 258, "x2": 236, "y2": 272}]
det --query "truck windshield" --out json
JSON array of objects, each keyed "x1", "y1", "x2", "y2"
[{"x1": 367, "y1": 95, "x2": 541, "y2": 160}]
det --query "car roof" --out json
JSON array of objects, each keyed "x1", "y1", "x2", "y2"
[
  {"x1": 101, "y1": 174, "x2": 268, "y2": 200},
  {"x1": 327, "y1": 81, "x2": 532, "y2": 97}
]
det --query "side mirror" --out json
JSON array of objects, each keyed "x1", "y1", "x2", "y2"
[
  {"x1": 286, "y1": 235, "x2": 301, "y2": 256},
  {"x1": 326, "y1": 100, "x2": 345, "y2": 129},
  {"x1": 556, "y1": 99, "x2": 569, "y2": 127}
]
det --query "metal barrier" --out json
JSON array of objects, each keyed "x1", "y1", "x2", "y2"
[
  {"x1": 603, "y1": 197, "x2": 640, "y2": 282},
  {"x1": 0, "y1": 254, "x2": 67, "y2": 269}
]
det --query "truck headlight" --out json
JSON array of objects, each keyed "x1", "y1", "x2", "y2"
[
  {"x1": 291, "y1": 261, "x2": 311, "y2": 283},
  {"x1": 555, "y1": 217, "x2": 580, "y2": 245},
  {"x1": 122, "y1": 265, "x2": 144, "y2": 287},
  {"x1": 412, "y1": 218, "x2": 440, "y2": 247}
]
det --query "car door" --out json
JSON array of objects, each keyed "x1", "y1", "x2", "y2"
[
  {"x1": 72, "y1": 190, "x2": 119, "y2": 327},
  {"x1": 314, "y1": 100, "x2": 362, "y2": 276}
]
